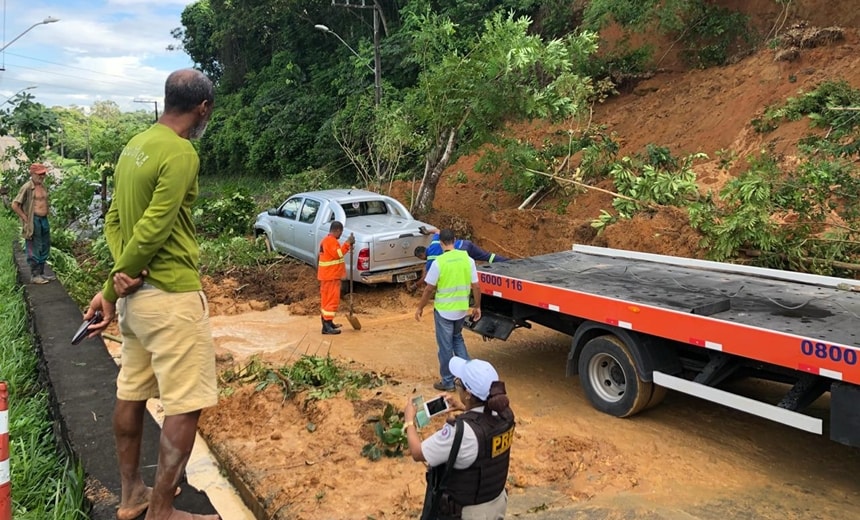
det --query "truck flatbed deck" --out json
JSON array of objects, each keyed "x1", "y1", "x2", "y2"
[{"x1": 478, "y1": 246, "x2": 860, "y2": 386}]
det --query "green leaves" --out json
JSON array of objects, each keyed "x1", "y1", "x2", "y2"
[
  {"x1": 361, "y1": 402, "x2": 408, "y2": 461},
  {"x1": 220, "y1": 354, "x2": 386, "y2": 402},
  {"x1": 600, "y1": 147, "x2": 704, "y2": 222},
  {"x1": 692, "y1": 81, "x2": 860, "y2": 272},
  {"x1": 0, "y1": 93, "x2": 58, "y2": 161},
  {"x1": 399, "y1": 10, "x2": 601, "y2": 213}
]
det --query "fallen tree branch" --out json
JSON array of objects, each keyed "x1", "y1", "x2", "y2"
[
  {"x1": 522, "y1": 167, "x2": 662, "y2": 210},
  {"x1": 481, "y1": 236, "x2": 519, "y2": 259},
  {"x1": 741, "y1": 249, "x2": 860, "y2": 271},
  {"x1": 517, "y1": 188, "x2": 542, "y2": 210}
]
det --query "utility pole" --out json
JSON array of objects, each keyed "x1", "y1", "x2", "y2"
[
  {"x1": 86, "y1": 115, "x2": 91, "y2": 167},
  {"x1": 134, "y1": 99, "x2": 159, "y2": 122},
  {"x1": 373, "y1": 7, "x2": 381, "y2": 106},
  {"x1": 324, "y1": 0, "x2": 383, "y2": 106}
]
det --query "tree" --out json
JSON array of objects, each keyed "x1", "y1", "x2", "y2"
[
  {"x1": 170, "y1": 0, "x2": 222, "y2": 81},
  {"x1": 397, "y1": 10, "x2": 600, "y2": 214},
  {"x1": 0, "y1": 92, "x2": 59, "y2": 162},
  {"x1": 331, "y1": 95, "x2": 418, "y2": 191},
  {"x1": 51, "y1": 107, "x2": 89, "y2": 161}
]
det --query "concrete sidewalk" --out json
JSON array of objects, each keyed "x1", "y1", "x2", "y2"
[{"x1": 12, "y1": 245, "x2": 219, "y2": 519}]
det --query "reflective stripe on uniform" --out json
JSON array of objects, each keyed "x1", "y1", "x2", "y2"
[{"x1": 319, "y1": 257, "x2": 345, "y2": 267}]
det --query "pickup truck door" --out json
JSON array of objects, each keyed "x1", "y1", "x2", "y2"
[
  {"x1": 272, "y1": 197, "x2": 302, "y2": 257},
  {"x1": 293, "y1": 197, "x2": 323, "y2": 265}
]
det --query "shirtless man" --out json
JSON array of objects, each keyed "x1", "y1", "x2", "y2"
[{"x1": 12, "y1": 163, "x2": 53, "y2": 284}]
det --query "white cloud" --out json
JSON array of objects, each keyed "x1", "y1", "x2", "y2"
[{"x1": 0, "y1": 0, "x2": 195, "y2": 111}]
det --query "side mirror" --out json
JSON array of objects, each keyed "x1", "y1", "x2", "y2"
[{"x1": 267, "y1": 208, "x2": 278, "y2": 216}]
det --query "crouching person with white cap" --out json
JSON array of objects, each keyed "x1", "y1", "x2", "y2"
[{"x1": 403, "y1": 356, "x2": 516, "y2": 520}]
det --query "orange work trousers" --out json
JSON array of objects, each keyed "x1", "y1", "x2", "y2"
[{"x1": 320, "y1": 279, "x2": 342, "y2": 320}]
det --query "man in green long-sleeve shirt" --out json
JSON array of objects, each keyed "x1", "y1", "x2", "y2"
[{"x1": 84, "y1": 69, "x2": 220, "y2": 520}]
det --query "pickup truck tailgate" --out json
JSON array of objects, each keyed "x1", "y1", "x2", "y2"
[{"x1": 372, "y1": 232, "x2": 425, "y2": 262}]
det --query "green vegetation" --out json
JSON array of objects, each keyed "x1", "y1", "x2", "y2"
[
  {"x1": 0, "y1": 214, "x2": 88, "y2": 519},
  {"x1": 219, "y1": 354, "x2": 386, "y2": 401},
  {"x1": 580, "y1": 80, "x2": 859, "y2": 275},
  {"x1": 171, "y1": 0, "x2": 760, "y2": 214},
  {"x1": 687, "y1": 81, "x2": 860, "y2": 274},
  {"x1": 591, "y1": 146, "x2": 705, "y2": 234},
  {"x1": 477, "y1": 127, "x2": 620, "y2": 199},
  {"x1": 361, "y1": 403, "x2": 408, "y2": 461},
  {"x1": 583, "y1": 0, "x2": 754, "y2": 68}
]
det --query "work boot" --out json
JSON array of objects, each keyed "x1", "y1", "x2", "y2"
[
  {"x1": 322, "y1": 319, "x2": 341, "y2": 335},
  {"x1": 332, "y1": 321, "x2": 342, "y2": 329},
  {"x1": 40, "y1": 266, "x2": 56, "y2": 281}
]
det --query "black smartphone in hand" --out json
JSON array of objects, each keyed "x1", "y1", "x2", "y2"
[{"x1": 71, "y1": 311, "x2": 103, "y2": 345}]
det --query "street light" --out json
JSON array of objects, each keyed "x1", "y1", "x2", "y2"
[
  {"x1": 1, "y1": 85, "x2": 36, "y2": 106},
  {"x1": 315, "y1": 22, "x2": 381, "y2": 106},
  {"x1": 0, "y1": 17, "x2": 59, "y2": 54}
]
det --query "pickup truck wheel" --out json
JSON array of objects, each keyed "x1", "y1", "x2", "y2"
[{"x1": 578, "y1": 335, "x2": 652, "y2": 418}]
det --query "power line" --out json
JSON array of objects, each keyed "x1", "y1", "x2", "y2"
[
  {"x1": 3, "y1": 50, "x2": 159, "y2": 88},
  {"x1": 1, "y1": 61, "x2": 161, "y2": 92}
]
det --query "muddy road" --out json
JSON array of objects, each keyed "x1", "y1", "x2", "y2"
[{"x1": 199, "y1": 299, "x2": 860, "y2": 520}]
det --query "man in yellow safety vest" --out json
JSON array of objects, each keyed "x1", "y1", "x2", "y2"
[{"x1": 414, "y1": 229, "x2": 482, "y2": 391}]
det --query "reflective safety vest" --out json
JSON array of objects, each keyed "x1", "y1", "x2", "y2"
[
  {"x1": 445, "y1": 409, "x2": 516, "y2": 507},
  {"x1": 318, "y1": 234, "x2": 351, "y2": 281},
  {"x1": 433, "y1": 249, "x2": 471, "y2": 312}
]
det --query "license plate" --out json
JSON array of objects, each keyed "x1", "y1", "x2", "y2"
[{"x1": 397, "y1": 272, "x2": 418, "y2": 282}]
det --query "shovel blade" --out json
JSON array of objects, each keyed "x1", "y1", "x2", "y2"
[{"x1": 347, "y1": 313, "x2": 362, "y2": 331}]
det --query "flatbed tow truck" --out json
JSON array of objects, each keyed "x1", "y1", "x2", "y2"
[{"x1": 467, "y1": 245, "x2": 860, "y2": 447}]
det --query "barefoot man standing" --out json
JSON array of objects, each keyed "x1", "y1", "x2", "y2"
[{"x1": 85, "y1": 68, "x2": 220, "y2": 520}]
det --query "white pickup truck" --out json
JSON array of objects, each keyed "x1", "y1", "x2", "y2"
[{"x1": 253, "y1": 189, "x2": 434, "y2": 284}]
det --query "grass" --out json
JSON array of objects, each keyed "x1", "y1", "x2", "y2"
[{"x1": 0, "y1": 212, "x2": 88, "y2": 519}]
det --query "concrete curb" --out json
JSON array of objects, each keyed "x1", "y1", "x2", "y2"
[{"x1": 12, "y1": 243, "x2": 219, "y2": 519}]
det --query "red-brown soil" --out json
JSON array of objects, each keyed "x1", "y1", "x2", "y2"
[{"x1": 191, "y1": 6, "x2": 860, "y2": 519}]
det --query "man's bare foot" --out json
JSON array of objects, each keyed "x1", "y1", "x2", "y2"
[{"x1": 117, "y1": 486, "x2": 182, "y2": 520}]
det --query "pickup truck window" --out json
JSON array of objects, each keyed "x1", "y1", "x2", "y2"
[
  {"x1": 281, "y1": 198, "x2": 301, "y2": 220},
  {"x1": 300, "y1": 199, "x2": 321, "y2": 224},
  {"x1": 341, "y1": 200, "x2": 389, "y2": 218}
]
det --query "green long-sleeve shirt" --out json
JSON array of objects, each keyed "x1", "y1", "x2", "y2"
[{"x1": 102, "y1": 123, "x2": 202, "y2": 303}]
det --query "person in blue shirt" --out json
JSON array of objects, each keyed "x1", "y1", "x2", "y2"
[{"x1": 413, "y1": 227, "x2": 509, "y2": 285}]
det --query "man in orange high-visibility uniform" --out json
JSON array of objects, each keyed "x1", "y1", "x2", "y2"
[{"x1": 318, "y1": 220, "x2": 354, "y2": 334}]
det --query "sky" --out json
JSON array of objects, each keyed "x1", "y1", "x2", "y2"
[{"x1": 0, "y1": 0, "x2": 196, "y2": 112}]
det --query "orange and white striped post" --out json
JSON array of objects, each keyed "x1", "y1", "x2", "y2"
[{"x1": 0, "y1": 382, "x2": 10, "y2": 520}]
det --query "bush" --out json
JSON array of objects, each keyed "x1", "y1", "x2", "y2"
[
  {"x1": 199, "y1": 236, "x2": 274, "y2": 274},
  {"x1": 194, "y1": 188, "x2": 257, "y2": 238}
]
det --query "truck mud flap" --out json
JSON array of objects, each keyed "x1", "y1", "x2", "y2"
[{"x1": 465, "y1": 310, "x2": 519, "y2": 340}]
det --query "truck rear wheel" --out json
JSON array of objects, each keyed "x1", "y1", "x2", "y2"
[{"x1": 578, "y1": 335, "x2": 652, "y2": 418}]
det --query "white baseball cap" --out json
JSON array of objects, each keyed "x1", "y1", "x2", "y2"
[{"x1": 449, "y1": 357, "x2": 499, "y2": 401}]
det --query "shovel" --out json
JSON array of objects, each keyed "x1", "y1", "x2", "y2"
[{"x1": 347, "y1": 236, "x2": 362, "y2": 330}]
